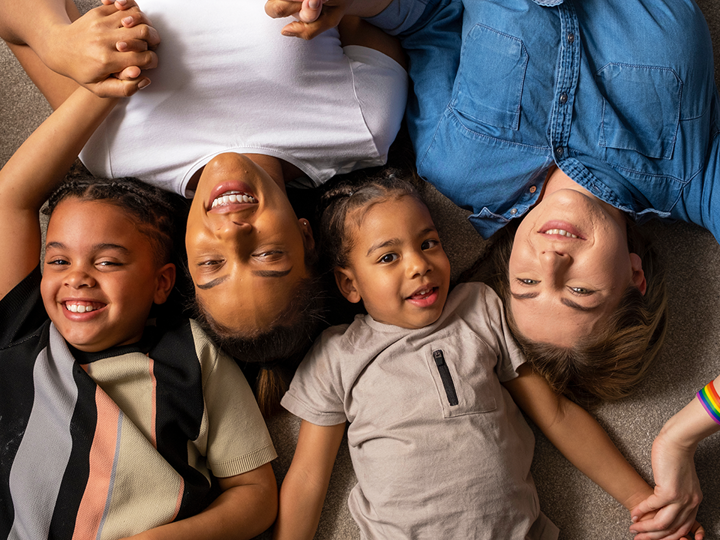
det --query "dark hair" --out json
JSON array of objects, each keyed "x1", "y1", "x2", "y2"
[
  {"x1": 44, "y1": 166, "x2": 184, "y2": 267},
  {"x1": 194, "y1": 272, "x2": 327, "y2": 417},
  {"x1": 488, "y1": 221, "x2": 668, "y2": 407},
  {"x1": 318, "y1": 167, "x2": 424, "y2": 270}
]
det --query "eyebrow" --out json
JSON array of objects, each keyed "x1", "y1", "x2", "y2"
[
  {"x1": 510, "y1": 291, "x2": 601, "y2": 313},
  {"x1": 45, "y1": 242, "x2": 130, "y2": 253},
  {"x1": 365, "y1": 227, "x2": 437, "y2": 257},
  {"x1": 196, "y1": 267, "x2": 293, "y2": 290}
]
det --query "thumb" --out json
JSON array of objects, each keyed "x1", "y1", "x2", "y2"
[
  {"x1": 631, "y1": 494, "x2": 663, "y2": 522},
  {"x1": 298, "y1": 0, "x2": 324, "y2": 23},
  {"x1": 93, "y1": 76, "x2": 151, "y2": 98}
]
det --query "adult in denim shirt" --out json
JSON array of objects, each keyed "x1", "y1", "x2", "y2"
[{"x1": 273, "y1": 0, "x2": 715, "y2": 350}]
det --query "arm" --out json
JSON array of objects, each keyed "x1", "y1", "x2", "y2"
[
  {"x1": 0, "y1": 86, "x2": 126, "y2": 299},
  {"x1": 629, "y1": 376, "x2": 720, "y2": 539},
  {"x1": 0, "y1": 0, "x2": 159, "y2": 98},
  {"x1": 503, "y1": 365, "x2": 703, "y2": 540},
  {"x1": 273, "y1": 420, "x2": 346, "y2": 540},
  {"x1": 125, "y1": 463, "x2": 278, "y2": 540}
]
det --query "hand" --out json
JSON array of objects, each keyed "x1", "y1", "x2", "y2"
[
  {"x1": 43, "y1": 0, "x2": 160, "y2": 97},
  {"x1": 265, "y1": 0, "x2": 353, "y2": 39},
  {"x1": 629, "y1": 431, "x2": 704, "y2": 540}
]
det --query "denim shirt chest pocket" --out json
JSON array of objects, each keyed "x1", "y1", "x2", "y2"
[
  {"x1": 597, "y1": 63, "x2": 682, "y2": 160},
  {"x1": 424, "y1": 337, "x2": 500, "y2": 419},
  {"x1": 451, "y1": 23, "x2": 528, "y2": 131}
]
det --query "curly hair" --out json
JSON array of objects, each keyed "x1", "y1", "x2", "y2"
[{"x1": 487, "y1": 221, "x2": 668, "y2": 407}]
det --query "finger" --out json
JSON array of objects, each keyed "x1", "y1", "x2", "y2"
[
  {"x1": 116, "y1": 39, "x2": 148, "y2": 53},
  {"x1": 693, "y1": 522, "x2": 705, "y2": 540},
  {"x1": 265, "y1": 0, "x2": 304, "y2": 19},
  {"x1": 108, "y1": 50, "x2": 158, "y2": 73},
  {"x1": 115, "y1": 65, "x2": 141, "y2": 80},
  {"x1": 298, "y1": 0, "x2": 323, "y2": 23},
  {"x1": 93, "y1": 76, "x2": 151, "y2": 98},
  {"x1": 116, "y1": 12, "x2": 161, "y2": 49},
  {"x1": 632, "y1": 496, "x2": 664, "y2": 521},
  {"x1": 113, "y1": 0, "x2": 136, "y2": 11},
  {"x1": 281, "y1": 7, "x2": 342, "y2": 39}
]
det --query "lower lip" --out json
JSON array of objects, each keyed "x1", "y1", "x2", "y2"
[
  {"x1": 539, "y1": 220, "x2": 584, "y2": 239},
  {"x1": 406, "y1": 288, "x2": 439, "y2": 308},
  {"x1": 208, "y1": 181, "x2": 256, "y2": 210}
]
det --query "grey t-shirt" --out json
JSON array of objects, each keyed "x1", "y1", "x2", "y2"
[{"x1": 282, "y1": 282, "x2": 558, "y2": 540}]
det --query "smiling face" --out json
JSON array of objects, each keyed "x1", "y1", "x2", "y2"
[
  {"x1": 41, "y1": 199, "x2": 175, "y2": 352},
  {"x1": 508, "y1": 169, "x2": 645, "y2": 347},
  {"x1": 185, "y1": 153, "x2": 314, "y2": 335},
  {"x1": 335, "y1": 195, "x2": 451, "y2": 329}
]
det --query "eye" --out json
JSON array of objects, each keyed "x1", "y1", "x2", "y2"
[
  {"x1": 253, "y1": 250, "x2": 284, "y2": 263},
  {"x1": 198, "y1": 259, "x2": 224, "y2": 267},
  {"x1": 46, "y1": 258, "x2": 69, "y2": 266},
  {"x1": 421, "y1": 238, "x2": 440, "y2": 250},
  {"x1": 569, "y1": 286, "x2": 593, "y2": 295},
  {"x1": 378, "y1": 253, "x2": 398, "y2": 264},
  {"x1": 97, "y1": 260, "x2": 122, "y2": 267},
  {"x1": 516, "y1": 278, "x2": 539, "y2": 286}
]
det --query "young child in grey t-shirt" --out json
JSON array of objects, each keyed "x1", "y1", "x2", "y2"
[{"x1": 274, "y1": 173, "x2": 688, "y2": 540}]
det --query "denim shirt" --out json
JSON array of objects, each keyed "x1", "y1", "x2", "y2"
[{"x1": 369, "y1": 0, "x2": 720, "y2": 240}]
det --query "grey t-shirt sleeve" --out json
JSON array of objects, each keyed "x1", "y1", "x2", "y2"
[
  {"x1": 475, "y1": 284, "x2": 528, "y2": 383},
  {"x1": 281, "y1": 327, "x2": 349, "y2": 426}
]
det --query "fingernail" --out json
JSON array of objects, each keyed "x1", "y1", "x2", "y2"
[
  {"x1": 138, "y1": 78, "x2": 151, "y2": 89},
  {"x1": 281, "y1": 30, "x2": 297, "y2": 37},
  {"x1": 117, "y1": 41, "x2": 127, "y2": 51},
  {"x1": 122, "y1": 16, "x2": 133, "y2": 25},
  {"x1": 631, "y1": 516, "x2": 638, "y2": 523},
  {"x1": 309, "y1": 0, "x2": 320, "y2": 9},
  {"x1": 116, "y1": 0, "x2": 128, "y2": 5}
]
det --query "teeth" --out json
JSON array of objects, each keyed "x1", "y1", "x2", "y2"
[
  {"x1": 543, "y1": 229, "x2": 578, "y2": 238},
  {"x1": 65, "y1": 302, "x2": 97, "y2": 313},
  {"x1": 211, "y1": 191, "x2": 257, "y2": 208}
]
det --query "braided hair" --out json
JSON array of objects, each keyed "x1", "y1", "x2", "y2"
[
  {"x1": 318, "y1": 167, "x2": 423, "y2": 270},
  {"x1": 43, "y1": 166, "x2": 186, "y2": 267}
]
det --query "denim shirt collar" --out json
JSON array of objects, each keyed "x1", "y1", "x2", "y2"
[{"x1": 532, "y1": 0, "x2": 564, "y2": 6}]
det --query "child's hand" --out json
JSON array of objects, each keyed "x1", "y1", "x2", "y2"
[
  {"x1": 265, "y1": 0, "x2": 352, "y2": 39},
  {"x1": 629, "y1": 431, "x2": 704, "y2": 540},
  {"x1": 44, "y1": 0, "x2": 159, "y2": 97}
]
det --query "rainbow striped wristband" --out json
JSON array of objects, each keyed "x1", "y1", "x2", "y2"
[{"x1": 697, "y1": 381, "x2": 720, "y2": 425}]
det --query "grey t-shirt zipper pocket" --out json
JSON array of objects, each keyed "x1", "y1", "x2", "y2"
[{"x1": 433, "y1": 350, "x2": 459, "y2": 406}]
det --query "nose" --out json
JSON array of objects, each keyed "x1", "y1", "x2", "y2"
[
  {"x1": 539, "y1": 250, "x2": 571, "y2": 286},
  {"x1": 216, "y1": 219, "x2": 252, "y2": 239},
  {"x1": 65, "y1": 267, "x2": 96, "y2": 289},
  {"x1": 406, "y1": 251, "x2": 431, "y2": 278}
]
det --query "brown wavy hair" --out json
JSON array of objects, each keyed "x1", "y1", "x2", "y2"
[{"x1": 487, "y1": 221, "x2": 668, "y2": 407}]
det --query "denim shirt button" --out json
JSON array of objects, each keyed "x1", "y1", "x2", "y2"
[
  {"x1": 555, "y1": 147, "x2": 564, "y2": 157},
  {"x1": 559, "y1": 93, "x2": 568, "y2": 104},
  {"x1": 567, "y1": 32, "x2": 575, "y2": 43},
  {"x1": 510, "y1": 208, "x2": 518, "y2": 215},
  {"x1": 529, "y1": 185, "x2": 537, "y2": 194}
]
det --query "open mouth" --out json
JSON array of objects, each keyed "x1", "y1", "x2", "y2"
[
  {"x1": 211, "y1": 190, "x2": 258, "y2": 209},
  {"x1": 64, "y1": 301, "x2": 105, "y2": 313},
  {"x1": 538, "y1": 221, "x2": 584, "y2": 240},
  {"x1": 406, "y1": 286, "x2": 440, "y2": 308}
]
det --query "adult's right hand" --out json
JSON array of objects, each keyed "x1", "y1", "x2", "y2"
[
  {"x1": 43, "y1": 0, "x2": 160, "y2": 97},
  {"x1": 265, "y1": 0, "x2": 351, "y2": 40}
]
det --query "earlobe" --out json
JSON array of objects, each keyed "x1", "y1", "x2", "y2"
[
  {"x1": 154, "y1": 263, "x2": 177, "y2": 304},
  {"x1": 334, "y1": 267, "x2": 361, "y2": 304},
  {"x1": 629, "y1": 253, "x2": 647, "y2": 296}
]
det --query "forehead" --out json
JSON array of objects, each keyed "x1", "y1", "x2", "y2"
[
  {"x1": 47, "y1": 198, "x2": 147, "y2": 245},
  {"x1": 349, "y1": 195, "x2": 432, "y2": 237}
]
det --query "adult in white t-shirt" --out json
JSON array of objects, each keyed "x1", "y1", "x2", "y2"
[{"x1": 0, "y1": 0, "x2": 407, "y2": 361}]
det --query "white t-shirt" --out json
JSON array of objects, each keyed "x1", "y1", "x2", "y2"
[{"x1": 80, "y1": 0, "x2": 408, "y2": 197}]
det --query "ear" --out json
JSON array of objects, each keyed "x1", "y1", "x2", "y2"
[
  {"x1": 298, "y1": 218, "x2": 315, "y2": 252},
  {"x1": 334, "y1": 266, "x2": 362, "y2": 304},
  {"x1": 629, "y1": 253, "x2": 646, "y2": 296},
  {"x1": 153, "y1": 263, "x2": 177, "y2": 304}
]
